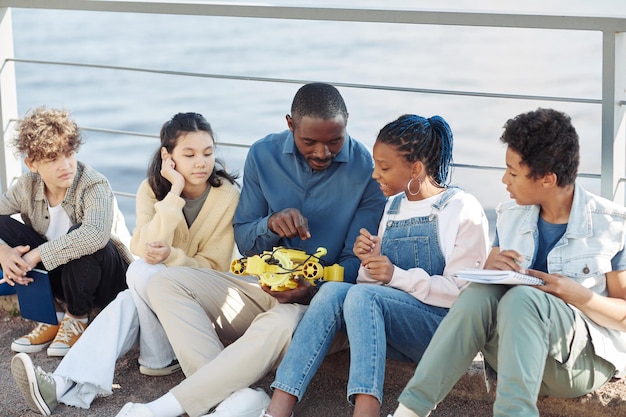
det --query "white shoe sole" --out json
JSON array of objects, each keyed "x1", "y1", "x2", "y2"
[
  {"x1": 46, "y1": 345, "x2": 70, "y2": 357},
  {"x1": 11, "y1": 341, "x2": 51, "y2": 353},
  {"x1": 139, "y1": 362, "x2": 181, "y2": 376},
  {"x1": 11, "y1": 353, "x2": 52, "y2": 416}
]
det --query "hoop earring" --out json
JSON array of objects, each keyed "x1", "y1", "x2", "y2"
[{"x1": 407, "y1": 178, "x2": 422, "y2": 196}]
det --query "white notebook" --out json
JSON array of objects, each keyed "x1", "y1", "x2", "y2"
[{"x1": 456, "y1": 268, "x2": 544, "y2": 286}]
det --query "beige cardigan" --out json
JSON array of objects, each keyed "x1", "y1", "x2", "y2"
[{"x1": 130, "y1": 179, "x2": 239, "y2": 272}]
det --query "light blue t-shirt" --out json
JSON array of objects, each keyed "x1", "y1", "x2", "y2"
[
  {"x1": 532, "y1": 216, "x2": 567, "y2": 273},
  {"x1": 492, "y1": 219, "x2": 567, "y2": 273}
]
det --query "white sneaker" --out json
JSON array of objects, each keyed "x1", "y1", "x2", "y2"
[
  {"x1": 115, "y1": 403, "x2": 154, "y2": 417},
  {"x1": 139, "y1": 359, "x2": 181, "y2": 376},
  {"x1": 202, "y1": 388, "x2": 270, "y2": 417}
]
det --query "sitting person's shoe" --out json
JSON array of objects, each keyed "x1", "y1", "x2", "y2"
[
  {"x1": 115, "y1": 403, "x2": 154, "y2": 417},
  {"x1": 203, "y1": 387, "x2": 270, "y2": 417},
  {"x1": 260, "y1": 412, "x2": 294, "y2": 417},
  {"x1": 11, "y1": 352, "x2": 58, "y2": 416},
  {"x1": 46, "y1": 316, "x2": 88, "y2": 357},
  {"x1": 139, "y1": 359, "x2": 181, "y2": 376},
  {"x1": 11, "y1": 322, "x2": 60, "y2": 353}
]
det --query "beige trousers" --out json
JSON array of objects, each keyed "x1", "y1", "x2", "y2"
[{"x1": 147, "y1": 267, "x2": 308, "y2": 417}]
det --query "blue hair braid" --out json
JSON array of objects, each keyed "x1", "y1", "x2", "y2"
[
  {"x1": 428, "y1": 116, "x2": 454, "y2": 186},
  {"x1": 376, "y1": 114, "x2": 454, "y2": 187}
]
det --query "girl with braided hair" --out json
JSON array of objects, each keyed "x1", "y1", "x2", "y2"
[{"x1": 262, "y1": 114, "x2": 490, "y2": 417}]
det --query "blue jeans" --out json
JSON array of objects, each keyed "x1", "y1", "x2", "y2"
[{"x1": 271, "y1": 281, "x2": 448, "y2": 404}]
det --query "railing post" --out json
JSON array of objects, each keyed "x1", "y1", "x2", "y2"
[
  {"x1": 601, "y1": 30, "x2": 626, "y2": 205},
  {"x1": 0, "y1": 6, "x2": 20, "y2": 193}
]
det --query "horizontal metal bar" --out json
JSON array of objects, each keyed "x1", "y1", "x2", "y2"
[
  {"x1": 113, "y1": 191, "x2": 137, "y2": 199},
  {"x1": 80, "y1": 126, "x2": 157, "y2": 139},
  {"x1": 7, "y1": 58, "x2": 602, "y2": 105},
  {"x1": 2, "y1": 1, "x2": 626, "y2": 32},
  {"x1": 112, "y1": 165, "x2": 607, "y2": 203},
  {"x1": 453, "y1": 163, "x2": 601, "y2": 180},
  {"x1": 80, "y1": 126, "x2": 251, "y2": 149}
]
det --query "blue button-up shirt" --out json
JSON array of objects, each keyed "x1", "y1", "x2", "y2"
[{"x1": 233, "y1": 129, "x2": 386, "y2": 282}]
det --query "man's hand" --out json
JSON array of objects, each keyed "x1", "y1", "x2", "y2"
[
  {"x1": 260, "y1": 276, "x2": 315, "y2": 304},
  {"x1": 268, "y1": 208, "x2": 311, "y2": 240},
  {"x1": 0, "y1": 244, "x2": 34, "y2": 286}
]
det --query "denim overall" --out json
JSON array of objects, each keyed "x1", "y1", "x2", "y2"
[
  {"x1": 381, "y1": 187, "x2": 458, "y2": 274},
  {"x1": 271, "y1": 188, "x2": 459, "y2": 405}
]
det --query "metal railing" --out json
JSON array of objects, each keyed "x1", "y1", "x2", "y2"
[{"x1": 1, "y1": 1, "x2": 625, "y2": 207}]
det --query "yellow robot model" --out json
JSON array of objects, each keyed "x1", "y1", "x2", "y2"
[{"x1": 230, "y1": 246, "x2": 344, "y2": 291}]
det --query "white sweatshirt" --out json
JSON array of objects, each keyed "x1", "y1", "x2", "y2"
[{"x1": 356, "y1": 190, "x2": 490, "y2": 308}]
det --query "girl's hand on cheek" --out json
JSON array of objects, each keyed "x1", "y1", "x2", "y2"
[{"x1": 160, "y1": 156, "x2": 185, "y2": 193}]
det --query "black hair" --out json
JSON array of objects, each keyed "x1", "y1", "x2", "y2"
[
  {"x1": 376, "y1": 114, "x2": 454, "y2": 187},
  {"x1": 500, "y1": 108, "x2": 579, "y2": 186},
  {"x1": 290, "y1": 83, "x2": 348, "y2": 122},
  {"x1": 148, "y1": 112, "x2": 239, "y2": 200}
]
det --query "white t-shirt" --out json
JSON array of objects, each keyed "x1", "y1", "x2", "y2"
[{"x1": 45, "y1": 204, "x2": 72, "y2": 242}]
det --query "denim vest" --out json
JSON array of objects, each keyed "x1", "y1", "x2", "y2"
[
  {"x1": 495, "y1": 183, "x2": 626, "y2": 296},
  {"x1": 381, "y1": 188, "x2": 459, "y2": 276},
  {"x1": 495, "y1": 183, "x2": 626, "y2": 375}
]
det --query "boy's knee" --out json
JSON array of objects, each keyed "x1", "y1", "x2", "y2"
[
  {"x1": 498, "y1": 285, "x2": 545, "y2": 318},
  {"x1": 455, "y1": 283, "x2": 507, "y2": 310}
]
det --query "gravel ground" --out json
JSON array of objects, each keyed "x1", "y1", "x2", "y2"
[{"x1": 2, "y1": 300, "x2": 626, "y2": 417}]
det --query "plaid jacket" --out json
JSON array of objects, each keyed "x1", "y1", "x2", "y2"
[{"x1": 0, "y1": 161, "x2": 134, "y2": 270}]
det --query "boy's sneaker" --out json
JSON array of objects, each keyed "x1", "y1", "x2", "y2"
[
  {"x1": 139, "y1": 359, "x2": 181, "y2": 376},
  {"x1": 46, "y1": 316, "x2": 88, "y2": 357},
  {"x1": 115, "y1": 403, "x2": 154, "y2": 417},
  {"x1": 203, "y1": 388, "x2": 270, "y2": 417},
  {"x1": 11, "y1": 352, "x2": 58, "y2": 416},
  {"x1": 11, "y1": 322, "x2": 60, "y2": 353}
]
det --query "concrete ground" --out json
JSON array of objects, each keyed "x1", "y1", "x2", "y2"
[{"x1": 2, "y1": 294, "x2": 626, "y2": 417}]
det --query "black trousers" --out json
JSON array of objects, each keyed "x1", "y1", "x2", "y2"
[{"x1": 0, "y1": 215, "x2": 128, "y2": 316}]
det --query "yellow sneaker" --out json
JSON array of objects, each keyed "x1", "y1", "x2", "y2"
[
  {"x1": 11, "y1": 322, "x2": 60, "y2": 353},
  {"x1": 46, "y1": 317, "x2": 88, "y2": 357}
]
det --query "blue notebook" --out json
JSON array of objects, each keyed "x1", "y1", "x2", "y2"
[{"x1": 1, "y1": 269, "x2": 58, "y2": 325}]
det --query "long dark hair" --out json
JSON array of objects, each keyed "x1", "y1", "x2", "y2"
[{"x1": 147, "y1": 112, "x2": 239, "y2": 200}]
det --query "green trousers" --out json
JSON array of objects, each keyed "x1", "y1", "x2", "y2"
[{"x1": 398, "y1": 283, "x2": 615, "y2": 417}]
